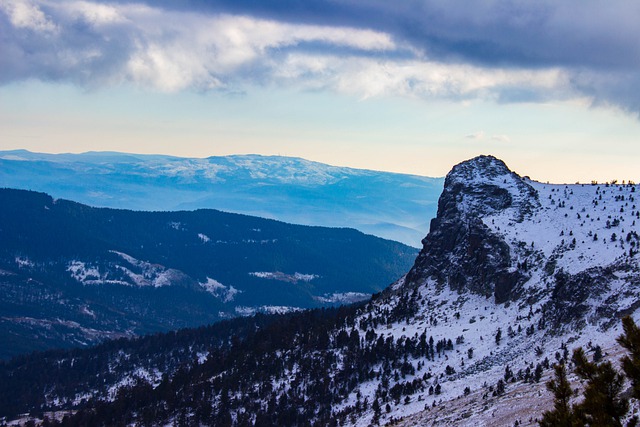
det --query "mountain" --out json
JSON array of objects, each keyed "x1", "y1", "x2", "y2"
[
  {"x1": 0, "y1": 150, "x2": 444, "y2": 247},
  {"x1": 1, "y1": 155, "x2": 639, "y2": 426},
  {"x1": 0, "y1": 188, "x2": 417, "y2": 360}
]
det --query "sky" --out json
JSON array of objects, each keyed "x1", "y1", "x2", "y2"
[{"x1": 0, "y1": 0, "x2": 639, "y2": 183}]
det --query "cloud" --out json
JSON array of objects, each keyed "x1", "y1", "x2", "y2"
[
  {"x1": 0, "y1": 1, "x2": 397, "y2": 91},
  {"x1": 274, "y1": 53, "x2": 571, "y2": 103},
  {"x1": 1, "y1": 0, "x2": 57, "y2": 32},
  {"x1": 490, "y1": 134, "x2": 510, "y2": 143},
  {"x1": 1, "y1": 0, "x2": 639, "y2": 115},
  {"x1": 464, "y1": 132, "x2": 510, "y2": 143},
  {"x1": 466, "y1": 131, "x2": 485, "y2": 140}
]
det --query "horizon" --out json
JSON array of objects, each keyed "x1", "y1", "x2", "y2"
[
  {"x1": 2, "y1": 1, "x2": 640, "y2": 184},
  {"x1": 3, "y1": 148, "x2": 637, "y2": 186}
]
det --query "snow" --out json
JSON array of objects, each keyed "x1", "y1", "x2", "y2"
[
  {"x1": 67, "y1": 261, "x2": 102, "y2": 283},
  {"x1": 18, "y1": 157, "x2": 640, "y2": 427},
  {"x1": 139, "y1": 154, "x2": 372, "y2": 187},
  {"x1": 196, "y1": 352, "x2": 209, "y2": 364},
  {"x1": 14, "y1": 256, "x2": 34, "y2": 268},
  {"x1": 0, "y1": 154, "x2": 28, "y2": 161},
  {"x1": 485, "y1": 182, "x2": 639, "y2": 275},
  {"x1": 314, "y1": 292, "x2": 371, "y2": 304},
  {"x1": 234, "y1": 305, "x2": 303, "y2": 316},
  {"x1": 105, "y1": 367, "x2": 163, "y2": 401},
  {"x1": 249, "y1": 271, "x2": 319, "y2": 283},
  {"x1": 199, "y1": 277, "x2": 241, "y2": 303},
  {"x1": 293, "y1": 272, "x2": 318, "y2": 282},
  {"x1": 340, "y1": 276, "x2": 634, "y2": 426},
  {"x1": 234, "y1": 306, "x2": 256, "y2": 317},
  {"x1": 67, "y1": 251, "x2": 188, "y2": 288},
  {"x1": 334, "y1": 174, "x2": 640, "y2": 426},
  {"x1": 80, "y1": 306, "x2": 96, "y2": 318}
]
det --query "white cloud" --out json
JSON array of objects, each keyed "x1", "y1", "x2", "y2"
[
  {"x1": 274, "y1": 54, "x2": 571, "y2": 101},
  {"x1": 3, "y1": 1, "x2": 395, "y2": 92},
  {"x1": 466, "y1": 131, "x2": 485, "y2": 140},
  {"x1": 0, "y1": 0, "x2": 57, "y2": 32},
  {"x1": 65, "y1": 1, "x2": 125, "y2": 25},
  {"x1": 491, "y1": 134, "x2": 511, "y2": 143}
]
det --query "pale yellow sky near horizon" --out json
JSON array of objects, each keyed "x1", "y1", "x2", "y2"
[{"x1": 1, "y1": 82, "x2": 639, "y2": 184}]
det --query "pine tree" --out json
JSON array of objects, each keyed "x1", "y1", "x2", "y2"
[
  {"x1": 618, "y1": 315, "x2": 640, "y2": 400},
  {"x1": 593, "y1": 345, "x2": 603, "y2": 362},
  {"x1": 572, "y1": 347, "x2": 628, "y2": 427},
  {"x1": 539, "y1": 363, "x2": 576, "y2": 427},
  {"x1": 372, "y1": 398, "x2": 381, "y2": 425}
]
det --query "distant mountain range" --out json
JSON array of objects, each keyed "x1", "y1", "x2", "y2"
[
  {"x1": 0, "y1": 188, "x2": 417, "y2": 360},
  {"x1": 0, "y1": 150, "x2": 444, "y2": 247}
]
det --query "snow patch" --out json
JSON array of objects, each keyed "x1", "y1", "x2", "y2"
[
  {"x1": 67, "y1": 261, "x2": 102, "y2": 283},
  {"x1": 67, "y1": 252, "x2": 188, "y2": 288},
  {"x1": 199, "y1": 277, "x2": 241, "y2": 303},
  {"x1": 106, "y1": 367, "x2": 163, "y2": 401},
  {"x1": 234, "y1": 305, "x2": 303, "y2": 316},
  {"x1": 314, "y1": 292, "x2": 371, "y2": 304},
  {"x1": 15, "y1": 256, "x2": 34, "y2": 268},
  {"x1": 249, "y1": 271, "x2": 319, "y2": 283}
]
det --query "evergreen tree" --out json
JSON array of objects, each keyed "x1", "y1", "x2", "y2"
[
  {"x1": 592, "y1": 345, "x2": 603, "y2": 362},
  {"x1": 618, "y1": 315, "x2": 640, "y2": 400},
  {"x1": 572, "y1": 348, "x2": 628, "y2": 427},
  {"x1": 539, "y1": 363, "x2": 576, "y2": 427},
  {"x1": 539, "y1": 317, "x2": 640, "y2": 427},
  {"x1": 372, "y1": 399, "x2": 381, "y2": 425}
]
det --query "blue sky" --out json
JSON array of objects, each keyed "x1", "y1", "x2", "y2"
[{"x1": 1, "y1": 0, "x2": 639, "y2": 182}]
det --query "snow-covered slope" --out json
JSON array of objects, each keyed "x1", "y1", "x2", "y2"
[
  {"x1": 0, "y1": 150, "x2": 443, "y2": 246},
  {"x1": 348, "y1": 155, "x2": 640, "y2": 425}
]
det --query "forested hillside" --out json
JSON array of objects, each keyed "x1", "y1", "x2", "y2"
[{"x1": 0, "y1": 188, "x2": 416, "y2": 359}]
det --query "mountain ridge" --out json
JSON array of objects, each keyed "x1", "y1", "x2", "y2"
[
  {"x1": 0, "y1": 150, "x2": 444, "y2": 247},
  {"x1": 0, "y1": 188, "x2": 417, "y2": 360}
]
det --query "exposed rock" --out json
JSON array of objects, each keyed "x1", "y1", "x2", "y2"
[
  {"x1": 405, "y1": 155, "x2": 538, "y2": 303},
  {"x1": 547, "y1": 267, "x2": 612, "y2": 329}
]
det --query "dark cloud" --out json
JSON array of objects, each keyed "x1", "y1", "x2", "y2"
[
  {"x1": 0, "y1": 1, "x2": 135, "y2": 87},
  {"x1": 114, "y1": 0, "x2": 640, "y2": 114},
  {"x1": 127, "y1": 0, "x2": 640, "y2": 70},
  {"x1": 1, "y1": 0, "x2": 639, "y2": 115}
]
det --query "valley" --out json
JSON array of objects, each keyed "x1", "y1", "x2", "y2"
[{"x1": 0, "y1": 188, "x2": 416, "y2": 359}]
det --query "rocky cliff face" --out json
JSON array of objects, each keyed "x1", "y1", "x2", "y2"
[
  {"x1": 405, "y1": 155, "x2": 539, "y2": 303},
  {"x1": 405, "y1": 154, "x2": 640, "y2": 332}
]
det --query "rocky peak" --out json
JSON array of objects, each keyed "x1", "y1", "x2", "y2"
[
  {"x1": 440, "y1": 154, "x2": 539, "y2": 221},
  {"x1": 405, "y1": 155, "x2": 539, "y2": 303}
]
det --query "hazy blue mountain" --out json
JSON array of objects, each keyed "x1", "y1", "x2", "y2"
[
  {"x1": 0, "y1": 188, "x2": 417, "y2": 359},
  {"x1": 0, "y1": 150, "x2": 443, "y2": 247}
]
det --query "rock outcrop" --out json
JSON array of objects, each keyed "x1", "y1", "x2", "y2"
[
  {"x1": 404, "y1": 154, "x2": 640, "y2": 333},
  {"x1": 405, "y1": 155, "x2": 539, "y2": 303}
]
